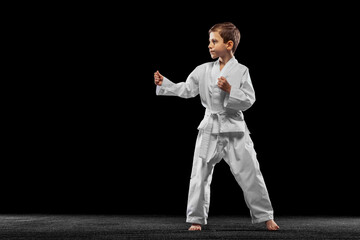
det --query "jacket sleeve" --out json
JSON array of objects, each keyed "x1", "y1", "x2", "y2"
[
  {"x1": 156, "y1": 67, "x2": 199, "y2": 99},
  {"x1": 224, "y1": 68, "x2": 256, "y2": 111}
]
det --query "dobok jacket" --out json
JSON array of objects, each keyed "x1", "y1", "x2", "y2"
[{"x1": 156, "y1": 56, "x2": 255, "y2": 135}]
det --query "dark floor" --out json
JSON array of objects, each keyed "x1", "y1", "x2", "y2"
[{"x1": 0, "y1": 214, "x2": 359, "y2": 239}]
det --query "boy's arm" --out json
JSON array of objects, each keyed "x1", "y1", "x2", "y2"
[
  {"x1": 224, "y1": 68, "x2": 256, "y2": 111},
  {"x1": 154, "y1": 68, "x2": 199, "y2": 99}
]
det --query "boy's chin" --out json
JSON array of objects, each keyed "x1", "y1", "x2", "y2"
[{"x1": 210, "y1": 55, "x2": 218, "y2": 59}]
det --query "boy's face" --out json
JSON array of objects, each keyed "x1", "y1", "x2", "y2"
[{"x1": 208, "y1": 31, "x2": 230, "y2": 59}]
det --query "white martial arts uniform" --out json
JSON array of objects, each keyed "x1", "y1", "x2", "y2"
[{"x1": 156, "y1": 56, "x2": 274, "y2": 225}]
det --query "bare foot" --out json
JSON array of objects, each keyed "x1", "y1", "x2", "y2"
[
  {"x1": 188, "y1": 224, "x2": 202, "y2": 231},
  {"x1": 266, "y1": 219, "x2": 280, "y2": 231}
]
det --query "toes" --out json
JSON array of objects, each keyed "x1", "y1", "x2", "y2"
[
  {"x1": 188, "y1": 225, "x2": 201, "y2": 231},
  {"x1": 266, "y1": 224, "x2": 278, "y2": 231},
  {"x1": 269, "y1": 224, "x2": 279, "y2": 231},
  {"x1": 266, "y1": 220, "x2": 279, "y2": 231}
]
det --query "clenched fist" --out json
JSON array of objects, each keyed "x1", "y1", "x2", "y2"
[
  {"x1": 154, "y1": 70, "x2": 164, "y2": 86},
  {"x1": 217, "y1": 76, "x2": 231, "y2": 93}
]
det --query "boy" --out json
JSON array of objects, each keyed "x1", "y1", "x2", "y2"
[{"x1": 154, "y1": 22, "x2": 279, "y2": 231}]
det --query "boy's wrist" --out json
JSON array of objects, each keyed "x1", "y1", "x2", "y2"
[
  {"x1": 227, "y1": 86, "x2": 231, "y2": 94},
  {"x1": 160, "y1": 77, "x2": 172, "y2": 88}
]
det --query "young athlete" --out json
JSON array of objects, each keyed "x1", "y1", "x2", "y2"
[{"x1": 154, "y1": 22, "x2": 279, "y2": 231}]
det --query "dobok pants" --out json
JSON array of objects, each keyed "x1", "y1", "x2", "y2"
[{"x1": 186, "y1": 128, "x2": 274, "y2": 225}]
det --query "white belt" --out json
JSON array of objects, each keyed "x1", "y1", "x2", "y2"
[
  {"x1": 199, "y1": 110, "x2": 226, "y2": 160},
  {"x1": 198, "y1": 109, "x2": 245, "y2": 160}
]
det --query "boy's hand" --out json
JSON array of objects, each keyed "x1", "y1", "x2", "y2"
[
  {"x1": 154, "y1": 70, "x2": 164, "y2": 86},
  {"x1": 218, "y1": 76, "x2": 231, "y2": 93}
]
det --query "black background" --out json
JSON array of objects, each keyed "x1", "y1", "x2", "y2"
[{"x1": 3, "y1": 3, "x2": 359, "y2": 216}]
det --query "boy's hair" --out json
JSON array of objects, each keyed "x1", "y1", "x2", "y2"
[{"x1": 209, "y1": 22, "x2": 241, "y2": 53}]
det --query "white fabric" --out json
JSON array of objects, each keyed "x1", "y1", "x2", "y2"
[
  {"x1": 186, "y1": 128, "x2": 274, "y2": 225},
  {"x1": 156, "y1": 57, "x2": 274, "y2": 224},
  {"x1": 156, "y1": 56, "x2": 255, "y2": 134}
]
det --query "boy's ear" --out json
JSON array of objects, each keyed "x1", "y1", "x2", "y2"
[{"x1": 226, "y1": 40, "x2": 234, "y2": 51}]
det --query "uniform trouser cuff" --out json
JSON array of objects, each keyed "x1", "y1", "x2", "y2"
[
  {"x1": 186, "y1": 216, "x2": 207, "y2": 225},
  {"x1": 251, "y1": 214, "x2": 274, "y2": 224}
]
